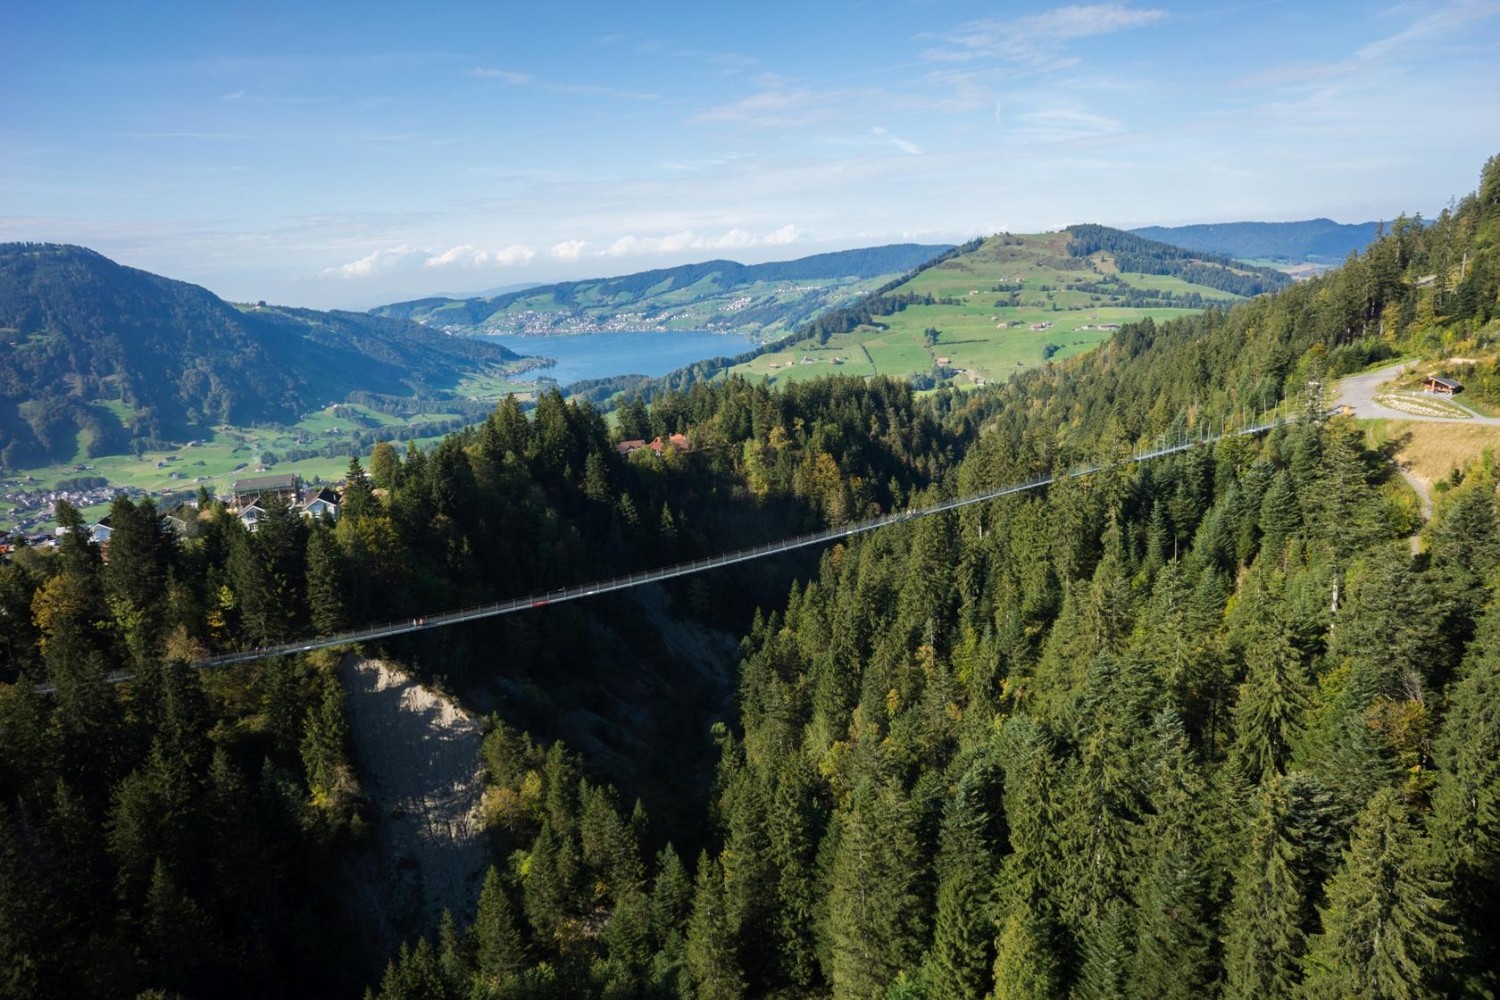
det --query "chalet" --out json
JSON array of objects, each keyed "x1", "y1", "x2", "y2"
[
  {"x1": 238, "y1": 502, "x2": 267, "y2": 533},
  {"x1": 301, "y1": 488, "x2": 340, "y2": 521},
  {"x1": 650, "y1": 433, "x2": 691, "y2": 456},
  {"x1": 162, "y1": 502, "x2": 199, "y2": 536},
  {"x1": 937, "y1": 357, "x2": 951, "y2": 366},
  {"x1": 90, "y1": 516, "x2": 113, "y2": 544},
  {"x1": 231, "y1": 473, "x2": 300, "y2": 503},
  {"x1": 1424, "y1": 376, "x2": 1463, "y2": 395},
  {"x1": 617, "y1": 439, "x2": 648, "y2": 456}
]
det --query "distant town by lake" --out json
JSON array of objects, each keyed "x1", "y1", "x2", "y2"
[{"x1": 484, "y1": 330, "x2": 758, "y2": 386}]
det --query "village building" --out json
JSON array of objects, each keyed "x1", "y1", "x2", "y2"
[
  {"x1": 230, "y1": 472, "x2": 300, "y2": 503},
  {"x1": 90, "y1": 516, "x2": 113, "y2": 544},
  {"x1": 650, "y1": 433, "x2": 691, "y2": 456},
  {"x1": 301, "y1": 487, "x2": 341, "y2": 521},
  {"x1": 238, "y1": 501, "x2": 267, "y2": 532},
  {"x1": 616, "y1": 439, "x2": 648, "y2": 456}
]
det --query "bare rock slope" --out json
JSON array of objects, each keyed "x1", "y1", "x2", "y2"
[{"x1": 338, "y1": 653, "x2": 487, "y2": 946}]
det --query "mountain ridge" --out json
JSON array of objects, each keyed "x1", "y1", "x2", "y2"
[
  {"x1": 370, "y1": 243, "x2": 954, "y2": 336},
  {"x1": 1129, "y1": 217, "x2": 1383, "y2": 263},
  {"x1": 0, "y1": 242, "x2": 520, "y2": 467}
]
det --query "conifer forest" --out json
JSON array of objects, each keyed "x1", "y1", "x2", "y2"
[{"x1": 2, "y1": 155, "x2": 1500, "y2": 999}]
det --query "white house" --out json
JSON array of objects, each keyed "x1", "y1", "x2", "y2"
[{"x1": 300, "y1": 487, "x2": 340, "y2": 521}]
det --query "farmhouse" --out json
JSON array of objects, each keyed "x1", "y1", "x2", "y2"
[{"x1": 1423, "y1": 376, "x2": 1463, "y2": 395}]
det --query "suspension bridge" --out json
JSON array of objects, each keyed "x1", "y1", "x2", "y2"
[{"x1": 40, "y1": 416, "x2": 1287, "y2": 692}]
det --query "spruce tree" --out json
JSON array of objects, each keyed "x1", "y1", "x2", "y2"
[
  {"x1": 926, "y1": 771, "x2": 996, "y2": 1000},
  {"x1": 1222, "y1": 778, "x2": 1307, "y2": 1000},
  {"x1": 685, "y1": 852, "x2": 744, "y2": 1000},
  {"x1": 828, "y1": 777, "x2": 924, "y2": 1000},
  {"x1": 473, "y1": 866, "x2": 527, "y2": 991},
  {"x1": 1228, "y1": 607, "x2": 1309, "y2": 784},
  {"x1": 1300, "y1": 788, "x2": 1457, "y2": 999},
  {"x1": 1128, "y1": 712, "x2": 1217, "y2": 1000}
]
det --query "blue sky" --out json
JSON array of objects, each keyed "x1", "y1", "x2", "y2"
[{"x1": 3, "y1": 1, "x2": 1497, "y2": 308}]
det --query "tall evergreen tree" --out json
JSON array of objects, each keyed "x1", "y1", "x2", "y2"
[
  {"x1": 685, "y1": 852, "x2": 744, "y2": 1000},
  {"x1": 1300, "y1": 788, "x2": 1457, "y2": 999},
  {"x1": 926, "y1": 768, "x2": 997, "y2": 1000},
  {"x1": 1222, "y1": 778, "x2": 1308, "y2": 1000},
  {"x1": 473, "y1": 866, "x2": 527, "y2": 992},
  {"x1": 827, "y1": 777, "x2": 924, "y2": 1000}
]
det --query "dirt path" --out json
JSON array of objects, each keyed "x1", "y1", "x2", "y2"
[
  {"x1": 1336, "y1": 361, "x2": 1500, "y2": 424},
  {"x1": 338, "y1": 653, "x2": 487, "y2": 944}
]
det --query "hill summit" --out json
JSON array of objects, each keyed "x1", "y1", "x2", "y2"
[{"x1": 0, "y1": 243, "x2": 519, "y2": 467}]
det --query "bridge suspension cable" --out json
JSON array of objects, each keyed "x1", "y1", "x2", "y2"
[{"x1": 41, "y1": 417, "x2": 1285, "y2": 692}]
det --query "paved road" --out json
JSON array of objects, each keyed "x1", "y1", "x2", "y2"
[{"x1": 1336, "y1": 361, "x2": 1500, "y2": 424}]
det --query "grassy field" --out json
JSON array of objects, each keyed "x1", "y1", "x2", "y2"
[
  {"x1": 0, "y1": 400, "x2": 485, "y2": 533},
  {"x1": 732, "y1": 233, "x2": 1219, "y2": 389},
  {"x1": 1364, "y1": 419, "x2": 1500, "y2": 487}
]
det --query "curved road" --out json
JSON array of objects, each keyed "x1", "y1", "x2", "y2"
[{"x1": 1336, "y1": 361, "x2": 1500, "y2": 424}]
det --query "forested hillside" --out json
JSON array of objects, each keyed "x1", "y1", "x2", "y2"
[
  {"x1": 0, "y1": 244, "x2": 519, "y2": 466},
  {"x1": 370, "y1": 244, "x2": 953, "y2": 337},
  {"x1": 1, "y1": 155, "x2": 1497, "y2": 1000},
  {"x1": 1130, "y1": 219, "x2": 1383, "y2": 264}
]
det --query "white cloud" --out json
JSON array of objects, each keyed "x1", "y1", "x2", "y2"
[
  {"x1": 602, "y1": 225, "x2": 802, "y2": 258},
  {"x1": 692, "y1": 86, "x2": 871, "y2": 127},
  {"x1": 550, "y1": 239, "x2": 590, "y2": 259},
  {"x1": 419, "y1": 243, "x2": 537, "y2": 268},
  {"x1": 873, "y1": 126, "x2": 923, "y2": 155},
  {"x1": 467, "y1": 67, "x2": 532, "y2": 84},
  {"x1": 762, "y1": 224, "x2": 801, "y2": 245},
  {"x1": 1357, "y1": 0, "x2": 1500, "y2": 59},
  {"x1": 1014, "y1": 107, "x2": 1124, "y2": 143},
  {"x1": 424, "y1": 244, "x2": 481, "y2": 267},
  {"x1": 494, "y1": 244, "x2": 537, "y2": 265},
  {"x1": 325, "y1": 244, "x2": 424, "y2": 277},
  {"x1": 925, "y1": 3, "x2": 1167, "y2": 65}
]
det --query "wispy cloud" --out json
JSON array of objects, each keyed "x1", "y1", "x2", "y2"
[
  {"x1": 1013, "y1": 107, "x2": 1125, "y2": 143},
  {"x1": 924, "y1": 3, "x2": 1167, "y2": 65},
  {"x1": 604, "y1": 225, "x2": 801, "y2": 257},
  {"x1": 873, "y1": 126, "x2": 923, "y2": 155},
  {"x1": 554, "y1": 83, "x2": 659, "y2": 101},
  {"x1": 1358, "y1": 0, "x2": 1500, "y2": 59},
  {"x1": 326, "y1": 245, "x2": 424, "y2": 277},
  {"x1": 119, "y1": 131, "x2": 249, "y2": 140},
  {"x1": 422, "y1": 243, "x2": 537, "y2": 268},
  {"x1": 692, "y1": 86, "x2": 871, "y2": 127},
  {"x1": 467, "y1": 66, "x2": 532, "y2": 84}
]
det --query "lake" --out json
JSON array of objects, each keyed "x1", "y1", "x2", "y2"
[{"x1": 485, "y1": 330, "x2": 757, "y2": 386}]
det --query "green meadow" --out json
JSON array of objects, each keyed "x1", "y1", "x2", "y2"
[{"x1": 732, "y1": 232, "x2": 1226, "y2": 389}]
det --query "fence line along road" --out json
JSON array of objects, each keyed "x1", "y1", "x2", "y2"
[{"x1": 41, "y1": 418, "x2": 1284, "y2": 691}]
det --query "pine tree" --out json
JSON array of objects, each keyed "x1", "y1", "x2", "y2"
[
  {"x1": 1222, "y1": 778, "x2": 1308, "y2": 1000},
  {"x1": 1128, "y1": 712, "x2": 1217, "y2": 1000},
  {"x1": 990, "y1": 888, "x2": 1061, "y2": 1000},
  {"x1": 305, "y1": 522, "x2": 349, "y2": 635},
  {"x1": 926, "y1": 769, "x2": 997, "y2": 1000},
  {"x1": 341, "y1": 456, "x2": 377, "y2": 521},
  {"x1": 685, "y1": 852, "x2": 745, "y2": 1000},
  {"x1": 767, "y1": 754, "x2": 822, "y2": 990},
  {"x1": 828, "y1": 777, "x2": 924, "y2": 1000},
  {"x1": 1228, "y1": 607, "x2": 1309, "y2": 785},
  {"x1": 1430, "y1": 627, "x2": 1500, "y2": 994},
  {"x1": 300, "y1": 671, "x2": 350, "y2": 810},
  {"x1": 1300, "y1": 788, "x2": 1457, "y2": 999},
  {"x1": 473, "y1": 866, "x2": 527, "y2": 991}
]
